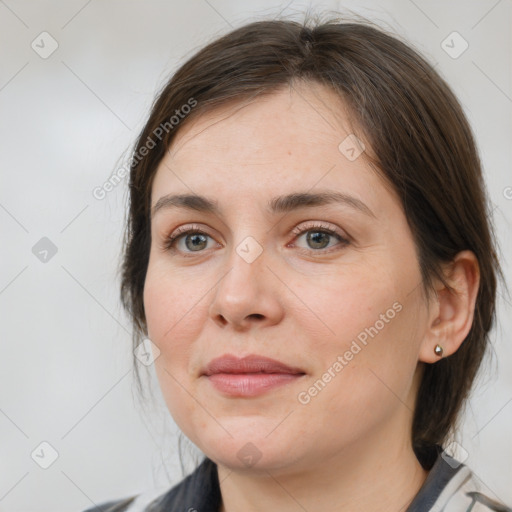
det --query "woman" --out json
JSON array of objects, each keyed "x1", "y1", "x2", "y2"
[{"x1": 85, "y1": 16, "x2": 510, "y2": 512}]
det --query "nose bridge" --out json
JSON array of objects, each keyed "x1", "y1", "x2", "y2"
[
  {"x1": 217, "y1": 234, "x2": 266, "y2": 304},
  {"x1": 208, "y1": 231, "x2": 281, "y2": 327},
  {"x1": 220, "y1": 209, "x2": 268, "y2": 285}
]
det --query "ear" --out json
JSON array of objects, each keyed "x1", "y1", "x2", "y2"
[{"x1": 419, "y1": 250, "x2": 480, "y2": 363}]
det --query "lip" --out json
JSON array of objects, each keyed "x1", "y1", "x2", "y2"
[
  {"x1": 203, "y1": 354, "x2": 305, "y2": 376},
  {"x1": 202, "y1": 354, "x2": 306, "y2": 397}
]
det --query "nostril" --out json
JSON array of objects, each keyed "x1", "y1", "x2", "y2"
[{"x1": 216, "y1": 315, "x2": 228, "y2": 326}]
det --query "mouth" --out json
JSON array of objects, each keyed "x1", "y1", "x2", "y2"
[
  {"x1": 201, "y1": 354, "x2": 306, "y2": 397},
  {"x1": 203, "y1": 354, "x2": 305, "y2": 376}
]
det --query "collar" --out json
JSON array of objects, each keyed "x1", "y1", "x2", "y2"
[{"x1": 150, "y1": 448, "x2": 462, "y2": 512}]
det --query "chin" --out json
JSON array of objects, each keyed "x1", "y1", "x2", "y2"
[{"x1": 193, "y1": 425, "x2": 303, "y2": 473}]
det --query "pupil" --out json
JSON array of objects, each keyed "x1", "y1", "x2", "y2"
[
  {"x1": 186, "y1": 234, "x2": 207, "y2": 251},
  {"x1": 307, "y1": 231, "x2": 329, "y2": 249}
]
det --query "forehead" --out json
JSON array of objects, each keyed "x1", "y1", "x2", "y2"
[
  {"x1": 167, "y1": 82, "x2": 355, "y2": 164},
  {"x1": 150, "y1": 83, "x2": 395, "y2": 214}
]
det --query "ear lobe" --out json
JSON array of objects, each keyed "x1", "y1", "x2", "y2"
[{"x1": 419, "y1": 250, "x2": 480, "y2": 363}]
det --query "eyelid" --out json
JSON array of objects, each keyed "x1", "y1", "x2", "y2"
[
  {"x1": 290, "y1": 220, "x2": 348, "y2": 240},
  {"x1": 171, "y1": 223, "x2": 211, "y2": 238}
]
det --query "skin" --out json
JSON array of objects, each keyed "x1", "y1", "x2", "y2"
[{"x1": 143, "y1": 81, "x2": 480, "y2": 512}]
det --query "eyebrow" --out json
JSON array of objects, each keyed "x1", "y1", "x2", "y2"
[{"x1": 151, "y1": 191, "x2": 376, "y2": 219}]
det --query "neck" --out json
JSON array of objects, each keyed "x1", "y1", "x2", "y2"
[{"x1": 217, "y1": 419, "x2": 428, "y2": 512}]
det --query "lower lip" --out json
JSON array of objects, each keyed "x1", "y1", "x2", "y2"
[{"x1": 205, "y1": 373, "x2": 304, "y2": 397}]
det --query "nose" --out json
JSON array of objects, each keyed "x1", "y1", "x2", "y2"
[{"x1": 208, "y1": 242, "x2": 284, "y2": 331}]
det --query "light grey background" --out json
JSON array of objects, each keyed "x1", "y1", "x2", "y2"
[{"x1": 0, "y1": 1, "x2": 511, "y2": 511}]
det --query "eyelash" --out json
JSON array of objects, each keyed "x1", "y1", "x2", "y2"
[{"x1": 160, "y1": 222, "x2": 350, "y2": 256}]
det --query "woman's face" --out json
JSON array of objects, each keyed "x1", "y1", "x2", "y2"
[{"x1": 144, "y1": 82, "x2": 431, "y2": 473}]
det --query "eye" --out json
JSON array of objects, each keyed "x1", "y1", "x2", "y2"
[
  {"x1": 160, "y1": 221, "x2": 350, "y2": 256},
  {"x1": 290, "y1": 222, "x2": 349, "y2": 253},
  {"x1": 160, "y1": 224, "x2": 218, "y2": 254}
]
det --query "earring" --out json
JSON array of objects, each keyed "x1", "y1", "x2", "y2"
[{"x1": 434, "y1": 344, "x2": 444, "y2": 357}]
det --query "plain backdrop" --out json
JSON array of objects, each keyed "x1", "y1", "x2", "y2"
[{"x1": 0, "y1": 1, "x2": 511, "y2": 511}]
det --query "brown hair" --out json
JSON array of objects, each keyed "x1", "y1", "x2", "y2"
[{"x1": 119, "y1": 16, "x2": 502, "y2": 469}]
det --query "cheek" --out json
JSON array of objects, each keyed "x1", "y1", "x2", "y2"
[
  {"x1": 143, "y1": 265, "x2": 204, "y2": 414},
  {"x1": 143, "y1": 260, "x2": 205, "y2": 347},
  {"x1": 144, "y1": 266, "x2": 208, "y2": 439},
  {"x1": 294, "y1": 260, "x2": 424, "y2": 402},
  {"x1": 291, "y1": 262, "x2": 397, "y2": 354}
]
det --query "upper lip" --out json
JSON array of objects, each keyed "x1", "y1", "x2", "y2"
[{"x1": 202, "y1": 354, "x2": 305, "y2": 376}]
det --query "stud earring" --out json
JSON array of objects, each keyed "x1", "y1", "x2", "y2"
[{"x1": 434, "y1": 344, "x2": 444, "y2": 357}]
